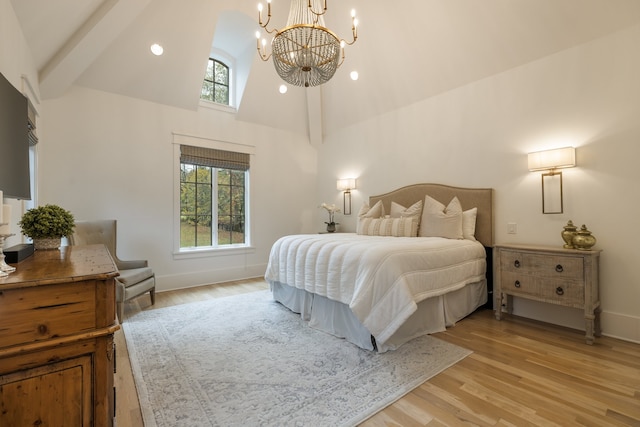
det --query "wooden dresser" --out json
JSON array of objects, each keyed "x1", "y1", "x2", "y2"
[
  {"x1": 493, "y1": 244, "x2": 601, "y2": 344},
  {"x1": 0, "y1": 244, "x2": 120, "y2": 426}
]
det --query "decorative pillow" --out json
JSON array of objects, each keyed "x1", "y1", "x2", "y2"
[
  {"x1": 357, "y1": 200, "x2": 385, "y2": 218},
  {"x1": 418, "y1": 195, "x2": 463, "y2": 239},
  {"x1": 389, "y1": 200, "x2": 423, "y2": 219},
  {"x1": 357, "y1": 200, "x2": 385, "y2": 234},
  {"x1": 462, "y1": 207, "x2": 478, "y2": 241},
  {"x1": 357, "y1": 217, "x2": 418, "y2": 237}
]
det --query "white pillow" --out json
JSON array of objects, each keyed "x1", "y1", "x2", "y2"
[
  {"x1": 389, "y1": 200, "x2": 422, "y2": 219},
  {"x1": 357, "y1": 200, "x2": 385, "y2": 235},
  {"x1": 357, "y1": 217, "x2": 418, "y2": 237},
  {"x1": 358, "y1": 200, "x2": 385, "y2": 218},
  {"x1": 418, "y1": 196, "x2": 463, "y2": 239},
  {"x1": 462, "y1": 207, "x2": 478, "y2": 241}
]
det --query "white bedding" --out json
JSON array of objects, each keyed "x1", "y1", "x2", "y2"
[{"x1": 264, "y1": 233, "x2": 486, "y2": 346}]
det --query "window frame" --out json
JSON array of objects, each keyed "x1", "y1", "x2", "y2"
[
  {"x1": 200, "y1": 50, "x2": 235, "y2": 108},
  {"x1": 179, "y1": 164, "x2": 248, "y2": 249},
  {"x1": 172, "y1": 133, "x2": 255, "y2": 259}
]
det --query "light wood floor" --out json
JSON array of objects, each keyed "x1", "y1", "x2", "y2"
[{"x1": 115, "y1": 278, "x2": 640, "y2": 426}]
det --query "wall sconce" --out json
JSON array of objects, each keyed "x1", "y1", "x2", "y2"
[
  {"x1": 528, "y1": 147, "x2": 576, "y2": 214},
  {"x1": 337, "y1": 178, "x2": 356, "y2": 215}
]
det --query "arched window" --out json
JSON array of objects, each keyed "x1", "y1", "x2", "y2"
[{"x1": 201, "y1": 58, "x2": 229, "y2": 105}]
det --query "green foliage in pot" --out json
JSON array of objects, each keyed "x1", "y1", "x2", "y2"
[{"x1": 18, "y1": 204, "x2": 76, "y2": 239}]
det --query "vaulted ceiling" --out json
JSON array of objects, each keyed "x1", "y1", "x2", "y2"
[{"x1": 11, "y1": 0, "x2": 640, "y2": 138}]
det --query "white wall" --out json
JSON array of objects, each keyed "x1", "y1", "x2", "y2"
[
  {"x1": 38, "y1": 86, "x2": 317, "y2": 291},
  {"x1": 0, "y1": 1, "x2": 37, "y2": 90},
  {"x1": 318, "y1": 24, "x2": 640, "y2": 343}
]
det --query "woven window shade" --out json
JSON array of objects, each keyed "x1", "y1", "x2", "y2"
[{"x1": 180, "y1": 145, "x2": 250, "y2": 171}]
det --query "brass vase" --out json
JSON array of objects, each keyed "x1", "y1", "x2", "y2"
[
  {"x1": 572, "y1": 225, "x2": 596, "y2": 251},
  {"x1": 561, "y1": 220, "x2": 577, "y2": 249}
]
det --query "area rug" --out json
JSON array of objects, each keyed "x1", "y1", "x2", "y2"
[{"x1": 123, "y1": 290, "x2": 471, "y2": 427}]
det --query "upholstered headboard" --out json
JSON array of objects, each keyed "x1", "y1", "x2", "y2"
[{"x1": 369, "y1": 183, "x2": 494, "y2": 247}]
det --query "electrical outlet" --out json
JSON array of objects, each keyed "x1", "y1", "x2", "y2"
[{"x1": 507, "y1": 223, "x2": 517, "y2": 234}]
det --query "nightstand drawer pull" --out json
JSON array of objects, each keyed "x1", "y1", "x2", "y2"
[
  {"x1": 514, "y1": 260, "x2": 521, "y2": 268},
  {"x1": 555, "y1": 264, "x2": 564, "y2": 273},
  {"x1": 556, "y1": 287, "x2": 564, "y2": 296},
  {"x1": 514, "y1": 280, "x2": 521, "y2": 288}
]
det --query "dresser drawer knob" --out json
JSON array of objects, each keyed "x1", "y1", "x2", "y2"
[
  {"x1": 555, "y1": 264, "x2": 564, "y2": 273},
  {"x1": 556, "y1": 287, "x2": 564, "y2": 296},
  {"x1": 514, "y1": 280, "x2": 521, "y2": 288},
  {"x1": 514, "y1": 260, "x2": 521, "y2": 268}
]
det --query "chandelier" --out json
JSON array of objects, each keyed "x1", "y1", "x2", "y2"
[{"x1": 256, "y1": 0, "x2": 358, "y2": 88}]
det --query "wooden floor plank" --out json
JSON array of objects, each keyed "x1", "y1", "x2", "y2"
[{"x1": 114, "y1": 278, "x2": 640, "y2": 426}]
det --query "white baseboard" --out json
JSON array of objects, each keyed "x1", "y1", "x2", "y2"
[
  {"x1": 510, "y1": 298, "x2": 640, "y2": 344},
  {"x1": 600, "y1": 311, "x2": 640, "y2": 344},
  {"x1": 155, "y1": 263, "x2": 268, "y2": 292}
]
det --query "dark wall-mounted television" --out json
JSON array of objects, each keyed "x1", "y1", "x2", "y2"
[{"x1": 0, "y1": 71, "x2": 31, "y2": 200}]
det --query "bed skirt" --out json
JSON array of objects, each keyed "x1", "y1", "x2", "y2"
[{"x1": 269, "y1": 279, "x2": 487, "y2": 352}]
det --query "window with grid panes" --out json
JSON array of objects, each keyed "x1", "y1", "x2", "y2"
[
  {"x1": 201, "y1": 58, "x2": 229, "y2": 105},
  {"x1": 180, "y1": 146, "x2": 248, "y2": 248}
]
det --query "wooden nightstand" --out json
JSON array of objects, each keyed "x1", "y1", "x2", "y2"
[{"x1": 493, "y1": 244, "x2": 601, "y2": 344}]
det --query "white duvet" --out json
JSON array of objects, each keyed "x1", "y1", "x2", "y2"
[{"x1": 264, "y1": 233, "x2": 486, "y2": 345}]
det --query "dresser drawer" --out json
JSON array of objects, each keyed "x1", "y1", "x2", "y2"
[
  {"x1": 0, "y1": 282, "x2": 97, "y2": 348},
  {"x1": 500, "y1": 272, "x2": 584, "y2": 307},
  {"x1": 500, "y1": 250, "x2": 583, "y2": 280}
]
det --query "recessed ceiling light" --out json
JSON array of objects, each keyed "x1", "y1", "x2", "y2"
[
  {"x1": 350, "y1": 71, "x2": 359, "y2": 81},
  {"x1": 279, "y1": 85, "x2": 288, "y2": 94},
  {"x1": 150, "y1": 43, "x2": 164, "y2": 56}
]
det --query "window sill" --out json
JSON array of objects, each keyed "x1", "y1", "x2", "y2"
[
  {"x1": 173, "y1": 245, "x2": 255, "y2": 260},
  {"x1": 199, "y1": 99, "x2": 237, "y2": 114}
]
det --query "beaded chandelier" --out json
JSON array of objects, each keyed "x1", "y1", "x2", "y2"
[{"x1": 256, "y1": 0, "x2": 358, "y2": 87}]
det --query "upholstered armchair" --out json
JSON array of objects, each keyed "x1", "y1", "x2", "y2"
[{"x1": 70, "y1": 220, "x2": 155, "y2": 322}]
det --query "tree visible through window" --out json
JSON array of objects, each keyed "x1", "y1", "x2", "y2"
[
  {"x1": 180, "y1": 146, "x2": 248, "y2": 248},
  {"x1": 201, "y1": 58, "x2": 229, "y2": 105}
]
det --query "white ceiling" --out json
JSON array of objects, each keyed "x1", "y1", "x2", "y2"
[{"x1": 10, "y1": 0, "x2": 640, "y2": 137}]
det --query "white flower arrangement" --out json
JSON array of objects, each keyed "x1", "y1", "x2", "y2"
[{"x1": 319, "y1": 203, "x2": 341, "y2": 225}]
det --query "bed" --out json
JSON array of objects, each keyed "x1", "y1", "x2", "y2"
[{"x1": 265, "y1": 183, "x2": 494, "y2": 352}]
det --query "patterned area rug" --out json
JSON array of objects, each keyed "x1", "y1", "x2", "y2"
[{"x1": 123, "y1": 290, "x2": 471, "y2": 427}]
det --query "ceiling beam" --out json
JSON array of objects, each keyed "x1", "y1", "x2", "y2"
[
  {"x1": 306, "y1": 86, "x2": 323, "y2": 147},
  {"x1": 39, "y1": 0, "x2": 151, "y2": 100}
]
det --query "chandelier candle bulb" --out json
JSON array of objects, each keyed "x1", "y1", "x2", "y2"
[{"x1": 258, "y1": 1, "x2": 272, "y2": 28}]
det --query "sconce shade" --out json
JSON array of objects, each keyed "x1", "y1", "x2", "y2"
[
  {"x1": 337, "y1": 178, "x2": 356, "y2": 191},
  {"x1": 528, "y1": 147, "x2": 576, "y2": 171}
]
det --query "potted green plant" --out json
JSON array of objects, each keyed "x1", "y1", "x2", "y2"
[{"x1": 18, "y1": 204, "x2": 75, "y2": 250}]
